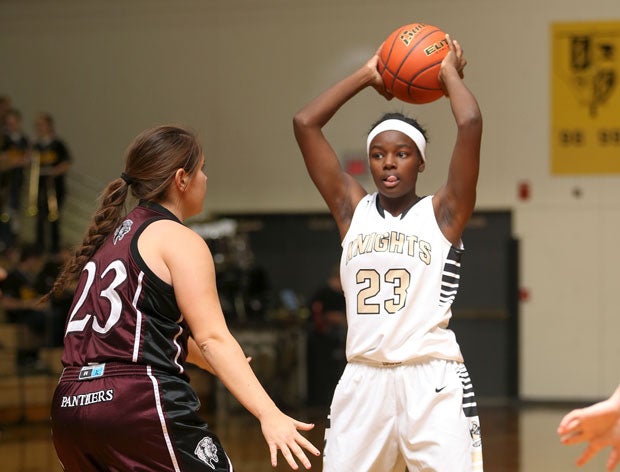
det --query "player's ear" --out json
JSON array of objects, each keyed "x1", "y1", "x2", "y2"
[
  {"x1": 418, "y1": 159, "x2": 425, "y2": 173},
  {"x1": 174, "y1": 168, "x2": 189, "y2": 192}
]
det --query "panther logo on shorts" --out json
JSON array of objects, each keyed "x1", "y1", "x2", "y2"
[
  {"x1": 113, "y1": 219, "x2": 133, "y2": 245},
  {"x1": 194, "y1": 436, "x2": 219, "y2": 469}
]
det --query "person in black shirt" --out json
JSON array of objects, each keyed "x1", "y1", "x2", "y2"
[
  {"x1": 32, "y1": 113, "x2": 72, "y2": 254},
  {"x1": 34, "y1": 246, "x2": 73, "y2": 347},
  {"x1": 0, "y1": 243, "x2": 50, "y2": 367},
  {"x1": 0, "y1": 108, "x2": 30, "y2": 249},
  {"x1": 306, "y1": 265, "x2": 347, "y2": 407}
]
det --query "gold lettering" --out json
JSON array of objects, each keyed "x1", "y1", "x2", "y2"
[
  {"x1": 389, "y1": 231, "x2": 405, "y2": 253},
  {"x1": 346, "y1": 232, "x2": 431, "y2": 264},
  {"x1": 419, "y1": 240, "x2": 432, "y2": 265},
  {"x1": 406, "y1": 235, "x2": 418, "y2": 257},
  {"x1": 373, "y1": 232, "x2": 390, "y2": 252},
  {"x1": 347, "y1": 233, "x2": 375, "y2": 262}
]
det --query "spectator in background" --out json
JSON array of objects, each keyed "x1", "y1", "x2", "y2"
[
  {"x1": 0, "y1": 243, "x2": 50, "y2": 369},
  {"x1": 0, "y1": 264, "x2": 7, "y2": 294},
  {"x1": 306, "y1": 265, "x2": 347, "y2": 407},
  {"x1": 0, "y1": 109, "x2": 30, "y2": 248},
  {"x1": 33, "y1": 113, "x2": 71, "y2": 254},
  {"x1": 0, "y1": 96, "x2": 14, "y2": 215},
  {"x1": 35, "y1": 245, "x2": 74, "y2": 347},
  {"x1": 0, "y1": 96, "x2": 11, "y2": 132}
]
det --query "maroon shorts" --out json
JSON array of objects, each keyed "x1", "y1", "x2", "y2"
[{"x1": 51, "y1": 363, "x2": 234, "y2": 471}]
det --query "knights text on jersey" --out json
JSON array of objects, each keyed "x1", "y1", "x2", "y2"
[
  {"x1": 61, "y1": 202, "x2": 190, "y2": 377},
  {"x1": 340, "y1": 193, "x2": 464, "y2": 364}
]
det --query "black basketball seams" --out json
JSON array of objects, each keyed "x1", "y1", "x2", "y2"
[
  {"x1": 390, "y1": 28, "x2": 442, "y2": 86},
  {"x1": 379, "y1": 30, "x2": 402, "y2": 90},
  {"x1": 378, "y1": 24, "x2": 447, "y2": 103}
]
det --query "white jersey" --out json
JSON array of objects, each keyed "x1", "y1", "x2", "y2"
[{"x1": 340, "y1": 193, "x2": 464, "y2": 364}]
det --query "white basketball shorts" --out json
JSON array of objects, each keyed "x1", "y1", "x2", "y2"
[{"x1": 323, "y1": 358, "x2": 483, "y2": 472}]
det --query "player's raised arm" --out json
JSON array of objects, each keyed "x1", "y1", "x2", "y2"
[
  {"x1": 433, "y1": 34, "x2": 482, "y2": 246},
  {"x1": 165, "y1": 226, "x2": 320, "y2": 470},
  {"x1": 293, "y1": 50, "x2": 390, "y2": 238}
]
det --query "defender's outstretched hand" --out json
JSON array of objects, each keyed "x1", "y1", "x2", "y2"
[
  {"x1": 558, "y1": 386, "x2": 620, "y2": 470},
  {"x1": 260, "y1": 411, "x2": 320, "y2": 470}
]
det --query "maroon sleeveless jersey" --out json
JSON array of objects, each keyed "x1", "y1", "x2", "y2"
[{"x1": 62, "y1": 201, "x2": 190, "y2": 378}]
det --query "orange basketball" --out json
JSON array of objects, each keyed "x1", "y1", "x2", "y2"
[{"x1": 378, "y1": 23, "x2": 449, "y2": 104}]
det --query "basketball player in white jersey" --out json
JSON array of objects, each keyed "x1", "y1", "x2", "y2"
[{"x1": 293, "y1": 34, "x2": 483, "y2": 471}]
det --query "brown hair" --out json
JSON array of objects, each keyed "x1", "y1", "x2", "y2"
[
  {"x1": 45, "y1": 124, "x2": 202, "y2": 299},
  {"x1": 37, "y1": 112, "x2": 55, "y2": 132}
]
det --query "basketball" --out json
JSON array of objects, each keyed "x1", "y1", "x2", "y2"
[{"x1": 378, "y1": 23, "x2": 449, "y2": 104}]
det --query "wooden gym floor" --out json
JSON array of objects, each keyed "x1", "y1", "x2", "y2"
[{"x1": 0, "y1": 400, "x2": 612, "y2": 472}]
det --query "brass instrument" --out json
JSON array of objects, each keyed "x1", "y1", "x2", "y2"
[
  {"x1": 27, "y1": 150, "x2": 40, "y2": 217},
  {"x1": 27, "y1": 150, "x2": 59, "y2": 222},
  {"x1": 46, "y1": 175, "x2": 59, "y2": 222}
]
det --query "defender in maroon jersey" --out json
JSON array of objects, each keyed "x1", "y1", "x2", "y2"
[{"x1": 48, "y1": 126, "x2": 319, "y2": 471}]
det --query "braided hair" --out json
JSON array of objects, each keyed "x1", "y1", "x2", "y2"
[{"x1": 45, "y1": 125, "x2": 202, "y2": 300}]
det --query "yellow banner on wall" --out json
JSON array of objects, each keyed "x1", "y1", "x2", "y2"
[{"x1": 551, "y1": 21, "x2": 620, "y2": 174}]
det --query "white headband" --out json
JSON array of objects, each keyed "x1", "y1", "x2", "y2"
[{"x1": 366, "y1": 119, "x2": 426, "y2": 161}]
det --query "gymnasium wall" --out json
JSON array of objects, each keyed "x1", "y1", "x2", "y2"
[{"x1": 1, "y1": 0, "x2": 619, "y2": 400}]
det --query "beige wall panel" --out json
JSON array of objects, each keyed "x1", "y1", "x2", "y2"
[{"x1": 1, "y1": 0, "x2": 620, "y2": 399}]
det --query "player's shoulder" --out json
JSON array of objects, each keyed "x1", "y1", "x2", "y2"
[
  {"x1": 352, "y1": 192, "x2": 376, "y2": 215},
  {"x1": 146, "y1": 217, "x2": 197, "y2": 236},
  {"x1": 145, "y1": 218, "x2": 208, "y2": 250}
]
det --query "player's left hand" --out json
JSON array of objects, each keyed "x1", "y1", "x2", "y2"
[
  {"x1": 439, "y1": 34, "x2": 467, "y2": 96},
  {"x1": 558, "y1": 399, "x2": 620, "y2": 470},
  {"x1": 260, "y1": 411, "x2": 320, "y2": 469}
]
